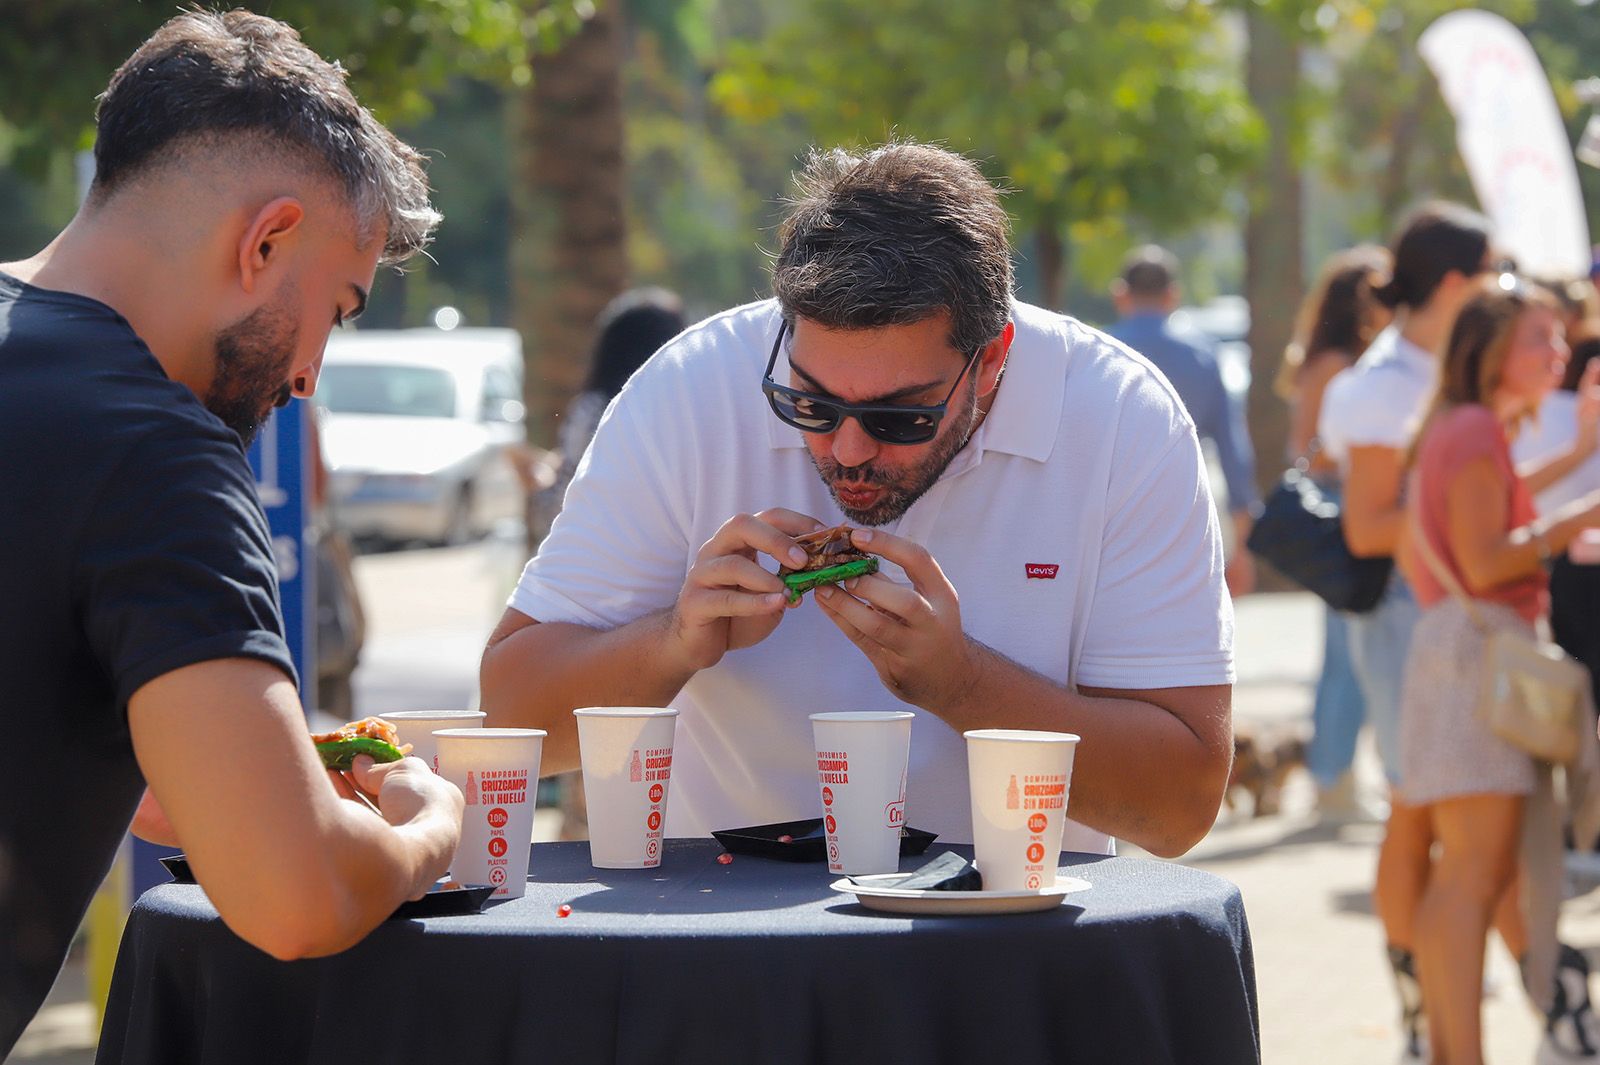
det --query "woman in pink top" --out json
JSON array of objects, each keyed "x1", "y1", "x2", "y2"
[{"x1": 1398, "y1": 279, "x2": 1600, "y2": 1065}]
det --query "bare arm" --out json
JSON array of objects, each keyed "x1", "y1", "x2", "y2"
[
  {"x1": 129, "y1": 658, "x2": 462, "y2": 961},
  {"x1": 1342, "y1": 444, "x2": 1407, "y2": 557},
  {"x1": 480, "y1": 508, "x2": 824, "y2": 774},
  {"x1": 1445, "y1": 458, "x2": 1600, "y2": 593},
  {"x1": 1289, "y1": 352, "x2": 1353, "y2": 467}
]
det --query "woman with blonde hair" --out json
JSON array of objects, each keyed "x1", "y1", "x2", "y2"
[
  {"x1": 1276, "y1": 245, "x2": 1391, "y2": 817},
  {"x1": 1399, "y1": 278, "x2": 1600, "y2": 1064}
]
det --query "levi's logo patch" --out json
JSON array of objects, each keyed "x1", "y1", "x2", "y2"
[{"x1": 1025, "y1": 563, "x2": 1060, "y2": 580}]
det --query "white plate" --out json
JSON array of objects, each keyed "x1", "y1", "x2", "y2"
[{"x1": 829, "y1": 873, "x2": 1091, "y2": 915}]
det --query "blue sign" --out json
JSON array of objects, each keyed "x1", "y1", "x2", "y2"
[{"x1": 248, "y1": 402, "x2": 317, "y2": 693}]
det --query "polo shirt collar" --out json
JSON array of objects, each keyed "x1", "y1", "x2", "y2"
[{"x1": 763, "y1": 310, "x2": 1063, "y2": 467}]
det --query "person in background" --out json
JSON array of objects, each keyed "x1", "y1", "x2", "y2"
[
  {"x1": 1398, "y1": 279, "x2": 1600, "y2": 1065},
  {"x1": 0, "y1": 13, "x2": 464, "y2": 1055},
  {"x1": 1513, "y1": 310, "x2": 1600, "y2": 708},
  {"x1": 530, "y1": 286, "x2": 685, "y2": 839},
  {"x1": 531, "y1": 287, "x2": 686, "y2": 546},
  {"x1": 1316, "y1": 202, "x2": 1497, "y2": 1062},
  {"x1": 1274, "y1": 245, "x2": 1392, "y2": 820},
  {"x1": 1108, "y1": 246, "x2": 1258, "y2": 597}
]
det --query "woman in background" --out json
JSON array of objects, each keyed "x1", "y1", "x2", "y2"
[
  {"x1": 1275, "y1": 245, "x2": 1391, "y2": 819},
  {"x1": 1399, "y1": 279, "x2": 1600, "y2": 1064}
]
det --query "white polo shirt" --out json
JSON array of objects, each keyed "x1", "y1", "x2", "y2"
[
  {"x1": 1318, "y1": 327, "x2": 1439, "y2": 471},
  {"x1": 511, "y1": 299, "x2": 1234, "y2": 852}
]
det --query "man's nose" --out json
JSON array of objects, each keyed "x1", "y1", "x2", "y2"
[{"x1": 830, "y1": 416, "x2": 880, "y2": 470}]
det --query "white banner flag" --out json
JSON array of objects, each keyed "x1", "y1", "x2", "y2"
[{"x1": 1419, "y1": 10, "x2": 1591, "y2": 279}]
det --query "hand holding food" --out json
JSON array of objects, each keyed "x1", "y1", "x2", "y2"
[
  {"x1": 668, "y1": 508, "x2": 824, "y2": 671},
  {"x1": 311, "y1": 716, "x2": 411, "y2": 771}
]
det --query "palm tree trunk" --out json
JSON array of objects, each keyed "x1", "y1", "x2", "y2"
[{"x1": 510, "y1": 3, "x2": 629, "y2": 449}]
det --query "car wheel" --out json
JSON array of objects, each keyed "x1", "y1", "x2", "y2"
[{"x1": 443, "y1": 484, "x2": 475, "y2": 546}]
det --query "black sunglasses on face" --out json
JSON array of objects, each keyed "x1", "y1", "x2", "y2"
[{"x1": 760, "y1": 319, "x2": 984, "y2": 445}]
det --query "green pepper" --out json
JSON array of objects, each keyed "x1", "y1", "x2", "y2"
[
  {"x1": 781, "y1": 556, "x2": 879, "y2": 603},
  {"x1": 316, "y1": 736, "x2": 406, "y2": 771}
]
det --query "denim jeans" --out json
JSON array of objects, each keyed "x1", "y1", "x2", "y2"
[
  {"x1": 1306, "y1": 604, "x2": 1368, "y2": 788},
  {"x1": 1345, "y1": 573, "x2": 1420, "y2": 788}
]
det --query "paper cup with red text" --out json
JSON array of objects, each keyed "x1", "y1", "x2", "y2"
[
  {"x1": 810, "y1": 711, "x2": 914, "y2": 875},
  {"x1": 434, "y1": 728, "x2": 545, "y2": 899},
  {"x1": 377, "y1": 710, "x2": 486, "y2": 773},
  {"x1": 965, "y1": 729, "x2": 1079, "y2": 892},
  {"x1": 574, "y1": 708, "x2": 678, "y2": 869}
]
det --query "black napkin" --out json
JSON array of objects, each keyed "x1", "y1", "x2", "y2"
[{"x1": 855, "y1": 851, "x2": 983, "y2": 892}]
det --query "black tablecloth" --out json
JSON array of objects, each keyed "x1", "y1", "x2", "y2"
[{"x1": 96, "y1": 840, "x2": 1258, "y2": 1065}]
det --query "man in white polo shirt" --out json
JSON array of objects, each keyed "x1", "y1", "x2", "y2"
[{"x1": 481, "y1": 141, "x2": 1234, "y2": 857}]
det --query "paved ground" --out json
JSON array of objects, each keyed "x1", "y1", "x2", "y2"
[{"x1": 13, "y1": 541, "x2": 1598, "y2": 1063}]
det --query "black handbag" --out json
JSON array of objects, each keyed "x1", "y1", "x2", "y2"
[{"x1": 1245, "y1": 461, "x2": 1393, "y2": 613}]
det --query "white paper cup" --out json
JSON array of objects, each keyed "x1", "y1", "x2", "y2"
[
  {"x1": 573, "y1": 707, "x2": 678, "y2": 868},
  {"x1": 965, "y1": 729, "x2": 1080, "y2": 892},
  {"x1": 434, "y1": 728, "x2": 545, "y2": 899},
  {"x1": 810, "y1": 711, "x2": 914, "y2": 875},
  {"x1": 376, "y1": 710, "x2": 486, "y2": 773}
]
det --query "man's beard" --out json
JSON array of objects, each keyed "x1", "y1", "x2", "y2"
[
  {"x1": 808, "y1": 380, "x2": 980, "y2": 527},
  {"x1": 206, "y1": 296, "x2": 300, "y2": 448}
]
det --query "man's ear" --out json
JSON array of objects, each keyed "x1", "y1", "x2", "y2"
[
  {"x1": 235, "y1": 197, "x2": 305, "y2": 295},
  {"x1": 977, "y1": 320, "x2": 1015, "y2": 397}
]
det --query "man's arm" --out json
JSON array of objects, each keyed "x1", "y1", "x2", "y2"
[
  {"x1": 481, "y1": 509, "x2": 823, "y2": 773},
  {"x1": 129, "y1": 657, "x2": 462, "y2": 961},
  {"x1": 815, "y1": 528, "x2": 1231, "y2": 857}
]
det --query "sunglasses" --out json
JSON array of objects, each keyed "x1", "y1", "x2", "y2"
[{"x1": 761, "y1": 319, "x2": 983, "y2": 445}]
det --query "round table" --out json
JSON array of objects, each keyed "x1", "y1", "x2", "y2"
[{"x1": 95, "y1": 839, "x2": 1258, "y2": 1065}]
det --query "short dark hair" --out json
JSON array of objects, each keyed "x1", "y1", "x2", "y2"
[
  {"x1": 1119, "y1": 245, "x2": 1179, "y2": 299},
  {"x1": 91, "y1": 9, "x2": 439, "y2": 264},
  {"x1": 584, "y1": 287, "x2": 686, "y2": 398},
  {"x1": 1372, "y1": 201, "x2": 1492, "y2": 311},
  {"x1": 772, "y1": 141, "x2": 1013, "y2": 358}
]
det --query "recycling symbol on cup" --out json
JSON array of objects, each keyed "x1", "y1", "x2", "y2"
[
  {"x1": 490, "y1": 868, "x2": 506, "y2": 886},
  {"x1": 1026, "y1": 873, "x2": 1042, "y2": 890},
  {"x1": 646, "y1": 839, "x2": 659, "y2": 858}
]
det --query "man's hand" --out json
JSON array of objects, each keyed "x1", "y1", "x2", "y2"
[
  {"x1": 812, "y1": 527, "x2": 981, "y2": 711},
  {"x1": 1224, "y1": 550, "x2": 1256, "y2": 598},
  {"x1": 349, "y1": 755, "x2": 463, "y2": 899},
  {"x1": 667, "y1": 509, "x2": 823, "y2": 672}
]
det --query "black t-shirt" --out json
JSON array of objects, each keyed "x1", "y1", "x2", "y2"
[{"x1": 0, "y1": 271, "x2": 296, "y2": 1055}]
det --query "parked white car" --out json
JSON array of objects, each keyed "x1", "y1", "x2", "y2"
[{"x1": 317, "y1": 327, "x2": 527, "y2": 547}]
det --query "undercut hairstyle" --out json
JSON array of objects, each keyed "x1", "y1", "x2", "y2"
[
  {"x1": 91, "y1": 9, "x2": 439, "y2": 264},
  {"x1": 772, "y1": 141, "x2": 1014, "y2": 358},
  {"x1": 1119, "y1": 245, "x2": 1180, "y2": 299},
  {"x1": 1372, "y1": 201, "x2": 1492, "y2": 312}
]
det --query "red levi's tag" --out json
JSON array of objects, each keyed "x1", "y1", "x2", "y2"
[{"x1": 1025, "y1": 563, "x2": 1060, "y2": 580}]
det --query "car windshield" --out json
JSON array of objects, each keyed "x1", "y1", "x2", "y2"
[{"x1": 319, "y1": 364, "x2": 457, "y2": 418}]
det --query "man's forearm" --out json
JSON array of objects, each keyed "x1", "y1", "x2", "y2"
[
  {"x1": 938, "y1": 645, "x2": 1232, "y2": 857},
  {"x1": 479, "y1": 609, "x2": 695, "y2": 775}
]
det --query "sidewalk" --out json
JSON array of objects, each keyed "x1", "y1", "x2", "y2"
[{"x1": 12, "y1": 561, "x2": 1595, "y2": 1063}]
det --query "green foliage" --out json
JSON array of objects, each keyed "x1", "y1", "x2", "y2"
[
  {"x1": 710, "y1": 0, "x2": 1265, "y2": 292},
  {"x1": 0, "y1": 0, "x2": 584, "y2": 178}
]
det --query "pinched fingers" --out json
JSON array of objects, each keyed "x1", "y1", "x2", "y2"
[
  {"x1": 842, "y1": 572, "x2": 934, "y2": 623},
  {"x1": 753, "y1": 507, "x2": 827, "y2": 537},
  {"x1": 684, "y1": 555, "x2": 787, "y2": 618},
  {"x1": 698, "y1": 512, "x2": 813, "y2": 570},
  {"x1": 849, "y1": 528, "x2": 957, "y2": 610},
  {"x1": 815, "y1": 584, "x2": 912, "y2": 654}
]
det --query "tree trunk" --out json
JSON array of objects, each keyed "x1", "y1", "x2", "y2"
[
  {"x1": 1035, "y1": 222, "x2": 1066, "y2": 312},
  {"x1": 510, "y1": 3, "x2": 629, "y2": 449},
  {"x1": 1244, "y1": 11, "x2": 1302, "y2": 507},
  {"x1": 1380, "y1": 17, "x2": 1421, "y2": 225}
]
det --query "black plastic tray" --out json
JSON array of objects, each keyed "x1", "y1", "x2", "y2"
[
  {"x1": 157, "y1": 855, "x2": 496, "y2": 919},
  {"x1": 711, "y1": 818, "x2": 937, "y2": 863}
]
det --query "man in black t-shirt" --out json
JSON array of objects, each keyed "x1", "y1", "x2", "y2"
[{"x1": 0, "y1": 12, "x2": 464, "y2": 1055}]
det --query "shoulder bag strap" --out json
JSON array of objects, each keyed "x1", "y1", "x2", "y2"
[{"x1": 1406, "y1": 468, "x2": 1492, "y2": 632}]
